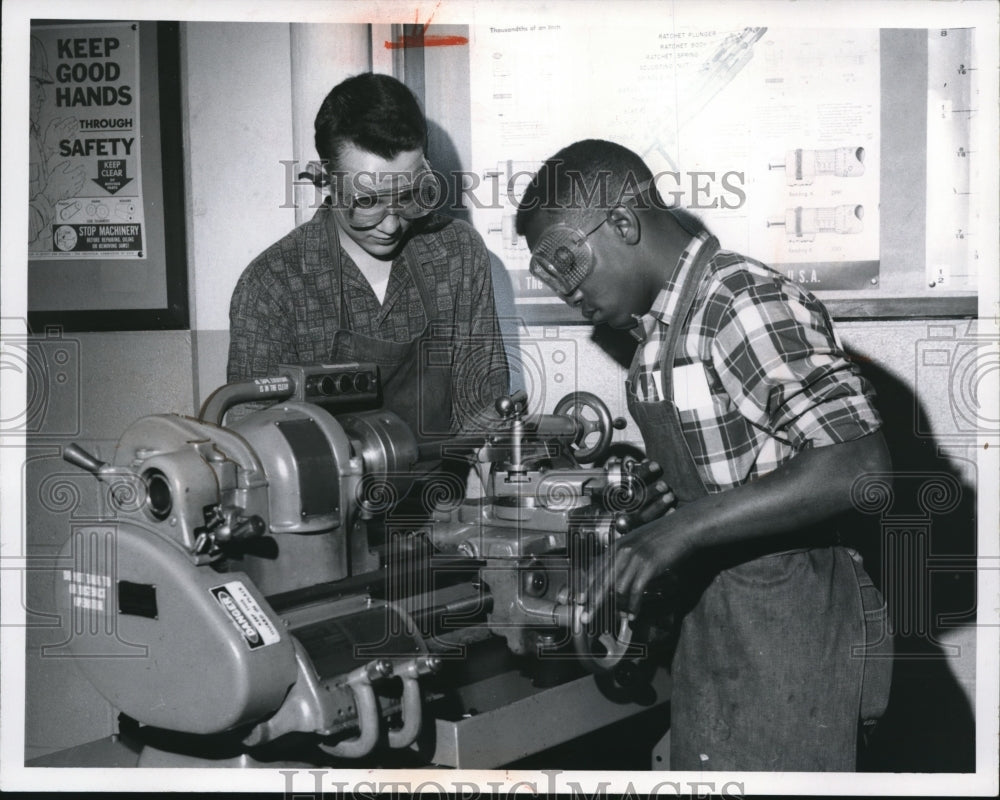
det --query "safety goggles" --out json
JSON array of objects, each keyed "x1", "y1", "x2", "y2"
[
  {"x1": 333, "y1": 160, "x2": 443, "y2": 229},
  {"x1": 527, "y1": 180, "x2": 654, "y2": 296},
  {"x1": 528, "y1": 216, "x2": 610, "y2": 296}
]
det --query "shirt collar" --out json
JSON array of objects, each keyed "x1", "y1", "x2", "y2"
[{"x1": 630, "y1": 231, "x2": 712, "y2": 341}]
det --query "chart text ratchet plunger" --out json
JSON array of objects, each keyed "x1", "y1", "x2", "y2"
[{"x1": 639, "y1": 27, "x2": 767, "y2": 173}]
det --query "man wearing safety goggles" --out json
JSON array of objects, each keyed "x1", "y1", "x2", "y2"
[
  {"x1": 228, "y1": 73, "x2": 509, "y2": 447},
  {"x1": 329, "y1": 156, "x2": 441, "y2": 231},
  {"x1": 516, "y1": 139, "x2": 892, "y2": 772}
]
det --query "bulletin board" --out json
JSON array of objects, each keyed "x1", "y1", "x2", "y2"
[
  {"x1": 459, "y1": 25, "x2": 981, "y2": 323},
  {"x1": 27, "y1": 21, "x2": 188, "y2": 332}
]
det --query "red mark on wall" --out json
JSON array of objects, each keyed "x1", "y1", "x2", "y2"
[
  {"x1": 384, "y1": 33, "x2": 468, "y2": 50},
  {"x1": 384, "y1": 2, "x2": 467, "y2": 49}
]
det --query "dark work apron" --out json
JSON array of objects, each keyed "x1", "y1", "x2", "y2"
[
  {"x1": 324, "y1": 215, "x2": 454, "y2": 442},
  {"x1": 625, "y1": 240, "x2": 892, "y2": 771},
  {"x1": 323, "y1": 217, "x2": 467, "y2": 548}
]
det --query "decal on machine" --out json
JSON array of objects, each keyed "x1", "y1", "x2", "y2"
[
  {"x1": 62, "y1": 569, "x2": 111, "y2": 611},
  {"x1": 210, "y1": 581, "x2": 281, "y2": 650}
]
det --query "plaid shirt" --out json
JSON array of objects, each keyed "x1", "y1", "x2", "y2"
[
  {"x1": 228, "y1": 209, "x2": 510, "y2": 426},
  {"x1": 630, "y1": 232, "x2": 882, "y2": 494}
]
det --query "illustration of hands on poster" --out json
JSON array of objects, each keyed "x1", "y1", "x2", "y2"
[{"x1": 29, "y1": 22, "x2": 145, "y2": 260}]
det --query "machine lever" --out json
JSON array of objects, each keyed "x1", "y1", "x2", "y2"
[
  {"x1": 570, "y1": 599, "x2": 638, "y2": 675},
  {"x1": 319, "y1": 659, "x2": 393, "y2": 759},
  {"x1": 494, "y1": 389, "x2": 528, "y2": 419},
  {"x1": 387, "y1": 656, "x2": 441, "y2": 749},
  {"x1": 62, "y1": 443, "x2": 109, "y2": 478},
  {"x1": 387, "y1": 674, "x2": 422, "y2": 749}
]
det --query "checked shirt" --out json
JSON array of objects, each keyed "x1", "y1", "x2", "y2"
[
  {"x1": 228, "y1": 209, "x2": 510, "y2": 428},
  {"x1": 629, "y1": 232, "x2": 882, "y2": 494}
]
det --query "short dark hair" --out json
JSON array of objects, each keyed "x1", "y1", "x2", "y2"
[
  {"x1": 314, "y1": 73, "x2": 427, "y2": 168},
  {"x1": 515, "y1": 139, "x2": 655, "y2": 235}
]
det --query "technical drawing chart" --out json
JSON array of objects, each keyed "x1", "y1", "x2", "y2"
[{"x1": 469, "y1": 25, "x2": 882, "y2": 295}]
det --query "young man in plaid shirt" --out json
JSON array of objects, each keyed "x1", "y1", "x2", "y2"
[{"x1": 516, "y1": 139, "x2": 892, "y2": 771}]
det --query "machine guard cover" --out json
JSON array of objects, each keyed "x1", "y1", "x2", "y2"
[{"x1": 54, "y1": 521, "x2": 297, "y2": 735}]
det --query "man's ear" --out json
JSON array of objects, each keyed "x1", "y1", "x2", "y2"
[{"x1": 608, "y1": 205, "x2": 641, "y2": 245}]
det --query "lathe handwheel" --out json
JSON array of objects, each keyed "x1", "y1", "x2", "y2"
[
  {"x1": 553, "y1": 391, "x2": 613, "y2": 464},
  {"x1": 571, "y1": 596, "x2": 637, "y2": 675}
]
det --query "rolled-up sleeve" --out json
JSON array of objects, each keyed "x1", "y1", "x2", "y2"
[{"x1": 709, "y1": 278, "x2": 881, "y2": 451}]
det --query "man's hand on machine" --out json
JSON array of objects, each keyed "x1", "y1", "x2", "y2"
[
  {"x1": 611, "y1": 477, "x2": 676, "y2": 535},
  {"x1": 579, "y1": 481, "x2": 681, "y2": 623},
  {"x1": 603, "y1": 515, "x2": 690, "y2": 619}
]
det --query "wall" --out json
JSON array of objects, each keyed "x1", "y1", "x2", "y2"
[
  {"x1": 837, "y1": 318, "x2": 981, "y2": 771},
  {"x1": 183, "y1": 22, "x2": 299, "y2": 403}
]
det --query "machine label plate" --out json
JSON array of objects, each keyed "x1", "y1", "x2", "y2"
[
  {"x1": 62, "y1": 569, "x2": 111, "y2": 611},
  {"x1": 210, "y1": 581, "x2": 281, "y2": 650}
]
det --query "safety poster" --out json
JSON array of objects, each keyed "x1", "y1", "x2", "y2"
[{"x1": 28, "y1": 21, "x2": 145, "y2": 259}]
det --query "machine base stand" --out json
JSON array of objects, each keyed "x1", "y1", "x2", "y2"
[{"x1": 135, "y1": 745, "x2": 315, "y2": 769}]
